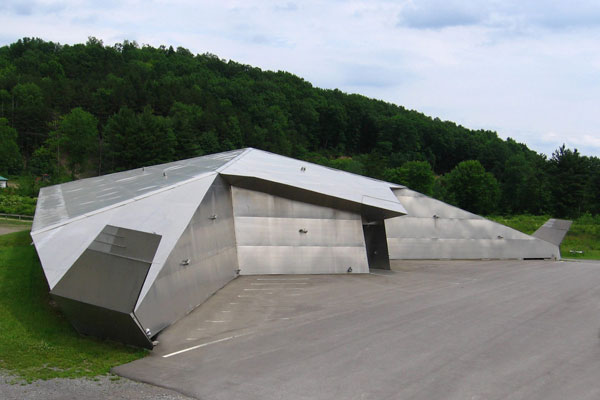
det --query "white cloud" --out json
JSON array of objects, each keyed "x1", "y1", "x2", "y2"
[{"x1": 0, "y1": 0, "x2": 598, "y2": 157}]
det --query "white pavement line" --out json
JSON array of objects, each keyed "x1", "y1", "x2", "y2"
[
  {"x1": 244, "y1": 287, "x2": 306, "y2": 291},
  {"x1": 205, "y1": 320, "x2": 228, "y2": 323},
  {"x1": 251, "y1": 283, "x2": 308, "y2": 285},
  {"x1": 256, "y1": 278, "x2": 310, "y2": 281},
  {"x1": 229, "y1": 302, "x2": 238, "y2": 304},
  {"x1": 162, "y1": 333, "x2": 253, "y2": 358},
  {"x1": 220, "y1": 310, "x2": 232, "y2": 312}
]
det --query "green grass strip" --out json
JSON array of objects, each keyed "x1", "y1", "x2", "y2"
[
  {"x1": 0, "y1": 231, "x2": 146, "y2": 382},
  {"x1": 488, "y1": 214, "x2": 600, "y2": 260}
]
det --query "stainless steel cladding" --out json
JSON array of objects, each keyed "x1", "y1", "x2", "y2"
[
  {"x1": 32, "y1": 148, "x2": 407, "y2": 347},
  {"x1": 386, "y1": 188, "x2": 560, "y2": 260},
  {"x1": 135, "y1": 176, "x2": 238, "y2": 335},
  {"x1": 51, "y1": 225, "x2": 161, "y2": 348},
  {"x1": 232, "y1": 186, "x2": 369, "y2": 274},
  {"x1": 532, "y1": 218, "x2": 573, "y2": 247},
  {"x1": 33, "y1": 148, "x2": 565, "y2": 348},
  {"x1": 221, "y1": 148, "x2": 406, "y2": 220},
  {"x1": 32, "y1": 149, "x2": 245, "y2": 232}
]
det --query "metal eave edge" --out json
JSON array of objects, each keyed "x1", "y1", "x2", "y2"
[{"x1": 31, "y1": 171, "x2": 219, "y2": 236}]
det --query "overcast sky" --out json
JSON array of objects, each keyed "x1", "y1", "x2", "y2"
[{"x1": 1, "y1": 0, "x2": 599, "y2": 157}]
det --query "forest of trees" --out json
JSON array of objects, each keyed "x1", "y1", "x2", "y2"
[{"x1": 0, "y1": 37, "x2": 598, "y2": 218}]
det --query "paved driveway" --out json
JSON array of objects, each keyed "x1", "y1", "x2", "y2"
[{"x1": 114, "y1": 260, "x2": 600, "y2": 400}]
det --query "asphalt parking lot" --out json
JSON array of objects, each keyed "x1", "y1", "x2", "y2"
[{"x1": 114, "y1": 259, "x2": 600, "y2": 400}]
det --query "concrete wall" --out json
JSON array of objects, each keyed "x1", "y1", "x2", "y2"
[{"x1": 232, "y1": 186, "x2": 369, "y2": 274}]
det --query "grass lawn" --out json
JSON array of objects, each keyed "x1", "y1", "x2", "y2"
[
  {"x1": 0, "y1": 230, "x2": 147, "y2": 383},
  {"x1": 488, "y1": 214, "x2": 600, "y2": 260}
]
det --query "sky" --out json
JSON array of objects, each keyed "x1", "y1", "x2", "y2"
[{"x1": 1, "y1": 0, "x2": 599, "y2": 158}]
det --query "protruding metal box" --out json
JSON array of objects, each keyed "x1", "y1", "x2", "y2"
[{"x1": 51, "y1": 225, "x2": 161, "y2": 348}]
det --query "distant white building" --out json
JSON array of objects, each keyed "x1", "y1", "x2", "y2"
[{"x1": 0, "y1": 176, "x2": 7, "y2": 189}]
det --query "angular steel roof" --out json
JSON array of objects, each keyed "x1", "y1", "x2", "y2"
[
  {"x1": 32, "y1": 148, "x2": 406, "y2": 234},
  {"x1": 32, "y1": 149, "x2": 244, "y2": 233},
  {"x1": 221, "y1": 149, "x2": 406, "y2": 217},
  {"x1": 31, "y1": 148, "x2": 407, "y2": 292}
]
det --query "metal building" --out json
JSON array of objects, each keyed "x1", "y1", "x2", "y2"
[
  {"x1": 31, "y1": 148, "x2": 564, "y2": 347},
  {"x1": 386, "y1": 188, "x2": 561, "y2": 260}
]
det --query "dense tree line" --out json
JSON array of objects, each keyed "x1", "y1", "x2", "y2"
[{"x1": 0, "y1": 37, "x2": 598, "y2": 218}]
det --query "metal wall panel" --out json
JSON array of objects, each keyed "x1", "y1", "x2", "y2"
[
  {"x1": 50, "y1": 225, "x2": 161, "y2": 348},
  {"x1": 235, "y1": 217, "x2": 365, "y2": 247},
  {"x1": 32, "y1": 175, "x2": 215, "y2": 292},
  {"x1": 237, "y1": 246, "x2": 369, "y2": 275},
  {"x1": 385, "y1": 217, "x2": 537, "y2": 240},
  {"x1": 533, "y1": 218, "x2": 572, "y2": 246},
  {"x1": 387, "y1": 188, "x2": 561, "y2": 260},
  {"x1": 393, "y1": 188, "x2": 481, "y2": 219},
  {"x1": 53, "y1": 296, "x2": 152, "y2": 348},
  {"x1": 387, "y1": 238, "x2": 559, "y2": 260},
  {"x1": 135, "y1": 176, "x2": 239, "y2": 336},
  {"x1": 232, "y1": 186, "x2": 369, "y2": 275},
  {"x1": 231, "y1": 185, "x2": 359, "y2": 220},
  {"x1": 221, "y1": 148, "x2": 406, "y2": 218}
]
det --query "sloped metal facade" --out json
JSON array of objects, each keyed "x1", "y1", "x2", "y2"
[
  {"x1": 135, "y1": 176, "x2": 238, "y2": 336},
  {"x1": 386, "y1": 188, "x2": 560, "y2": 260},
  {"x1": 31, "y1": 148, "x2": 563, "y2": 347}
]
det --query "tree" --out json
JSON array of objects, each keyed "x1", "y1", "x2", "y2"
[
  {"x1": 104, "y1": 106, "x2": 176, "y2": 171},
  {"x1": 2, "y1": 37, "x2": 599, "y2": 218},
  {"x1": 383, "y1": 160, "x2": 435, "y2": 195},
  {"x1": 51, "y1": 108, "x2": 98, "y2": 176},
  {"x1": 500, "y1": 153, "x2": 550, "y2": 214},
  {"x1": 11, "y1": 82, "x2": 48, "y2": 156},
  {"x1": 584, "y1": 156, "x2": 600, "y2": 215},
  {"x1": 28, "y1": 145, "x2": 57, "y2": 177},
  {"x1": 364, "y1": 141, "x2": 392, "y2": 180},
  {"x1": 328, "y1": 157, "x2": 365, "y2": 175},
  {"x1": 548, "y1": 145, "x2": 588, "y2": 218},
  {"x1": 169, "y1": 102, "x2": 204, "y2": 157},
  {"x1": 443, "y1": 160, "x2": 500, "y2": 214},
  {"x1": 0, "y1": 118, "x2": 22, "y2": 174}
]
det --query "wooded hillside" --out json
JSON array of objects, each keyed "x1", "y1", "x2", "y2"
[{"x1": 0, "y1": 37, "x2": 598, "y2": 217}]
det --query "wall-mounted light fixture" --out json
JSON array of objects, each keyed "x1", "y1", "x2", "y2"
[
  {"x1": 209, "y1": 214, "x2": 218, "y2": 220},
  {"x1": 181, "y1": 259, "x2": 190, "y2": 266}
]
